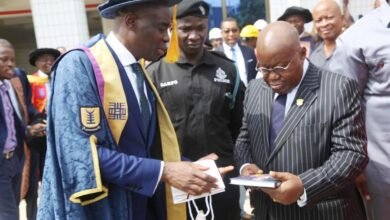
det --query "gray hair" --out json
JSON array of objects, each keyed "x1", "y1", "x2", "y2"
[{"x1": 0, "y1": 39, "x2": 14, "y2": 49}]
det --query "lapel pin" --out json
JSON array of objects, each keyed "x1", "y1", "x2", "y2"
[{"x1": 296, "y1": 98, "x2": 304, "y2": 106}]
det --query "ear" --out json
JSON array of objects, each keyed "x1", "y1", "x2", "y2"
[
  {"x1": 124, "y1": 13, "x2": 137, "y2": 30},
  {"x1": 299, "y1": 46, "x2": 307, "y2": 58}
]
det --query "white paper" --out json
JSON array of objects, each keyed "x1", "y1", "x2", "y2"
[{"x1": 171, "y1": 159, "x2": 225, "y2": 204}]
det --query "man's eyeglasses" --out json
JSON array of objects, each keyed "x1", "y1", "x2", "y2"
[
  {"x1": 256, "y1": 51, "x2": 299, "y2": 75},
  {"x1": 223, "y1": 28, "x2": 239, "y2": 34}
]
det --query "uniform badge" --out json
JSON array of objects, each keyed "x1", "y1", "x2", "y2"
[
  {"x1": 296, "y1": 98, "x2": 304, "y2": 106},
  {"x1": 80, "y1": 107, "x2": 101, "y2": 132},
  {"x1": 214, "y1": 68, "x2": 230, "y2": 84}
]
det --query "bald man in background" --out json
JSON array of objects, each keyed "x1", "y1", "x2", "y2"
[
  {"x1": 234, "y1": 21, "x2": 368, "y2": 220},
  {"x1": 310, "y1": 0, "x2": 346, "y2": 69}
]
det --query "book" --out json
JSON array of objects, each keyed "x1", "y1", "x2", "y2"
[
  {"x1": 171, "y1": 159, "x2": 225, "y2": 204},
  {"x1": 230, "y1": 174, "x2": 281, "y2": 188}
]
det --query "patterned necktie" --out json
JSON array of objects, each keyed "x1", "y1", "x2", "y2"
[
  {"x1": 230, "y1": 47, "x2": 237, "y2": 62},
  {"x1": 130, "y1": 63, "x2": 151, "y2": 133},
  {"x1": 269, "y1": 94, "x2": 287, "y2": 151}
]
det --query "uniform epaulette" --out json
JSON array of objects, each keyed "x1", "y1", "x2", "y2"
[{"x1": 209, "y1": 50, "x2": 234, "y2": 63}]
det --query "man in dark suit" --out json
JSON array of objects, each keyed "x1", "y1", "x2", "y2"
[
  {"x1": 215, "y1": 18, "x2": 257, "y2": 86},
  {"x1": 234, "y1": 21, "x2": 368, "y2": 220},
  {"x1": 0, "y1": 39, "x2": 45, "y2": 220}
]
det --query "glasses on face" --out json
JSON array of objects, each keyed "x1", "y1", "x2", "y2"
[
  {"x1": 256, "y1": 51, "x2": 299, "y2": 75},
  {"x1": 223, "y1": 28, "x2": 239, "y2": 34}
]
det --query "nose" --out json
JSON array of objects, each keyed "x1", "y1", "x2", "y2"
[
  {"x1": 316, "y1": 19, "x2": 329, "y2": 28},
  {"x1": 188, "y1": 30, "x2": 199, "y2": 40},
  {"x1": 47, "y1": 60, "x2": 54, "y2": 66},
  {"x1": 6, "y1": 59, "x2": 15, "y2": 69},
  {"x1": 163, "y1": 29, "x2": 170, "y2": 43},
  {"x1": 268, "y1": 71, "x2": 281, "y2": 80}
]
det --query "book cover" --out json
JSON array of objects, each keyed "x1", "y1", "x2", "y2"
[{"x1": 230, "y1": 174, "x2": 281, "y2": 188}]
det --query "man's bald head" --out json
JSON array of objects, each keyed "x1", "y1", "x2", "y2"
[
  {"x1": 312, "y1": 0, "x2": 345, "y2": 42},
  {"x1": 255, "y1": 21, "x2": 306, "y2": 95},
  {"x1": 256, "y1": 21, "x2": 301, "y2": 62}
]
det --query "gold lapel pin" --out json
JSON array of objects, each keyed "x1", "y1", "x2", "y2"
[{"x1": 296, "y1": 98, "x2": 304, "y2": 106}]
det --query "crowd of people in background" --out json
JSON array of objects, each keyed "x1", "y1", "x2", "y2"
[{"x1": 0, "y1": 0, "x2": 389, "y2": 219}]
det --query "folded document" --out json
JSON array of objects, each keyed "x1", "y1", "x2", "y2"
[{"x1": 171, "y1": 159, "x2": 225, "y2": 204}]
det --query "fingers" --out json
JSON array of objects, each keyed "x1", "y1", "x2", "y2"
[
  {"x1": 242, "y1": 164, "x2": 262, "y2": 176},
  {"x1": 219, "y1": 165, "x2": 234, "y2": 175},
  {"x1": 163, "y1": 162, "x2": 219, "y2": 195},
  {"x1": 198, "y1": 153, "x2": 219, "y2": 161},
  {"x1": 355, "y1": 174, "x2": 371, "y2": 201},
  {"x1": 192, "y1": 167, "x2": 217, "y2": 184},
  {"x1": 269, "y1": 171, "x2": 290, "y2": 181}
]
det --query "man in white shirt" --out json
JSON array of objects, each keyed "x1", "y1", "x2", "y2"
[{"x1": 215, "y1": 18, "x2": 257, "y2": 87}]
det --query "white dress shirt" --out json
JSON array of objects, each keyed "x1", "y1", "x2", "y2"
[
  {"x1": 223, "y1": 42, "x2": 248, "y2": 86},
  {"x1": 106, "y1": 32, "x2": 151, "y2": 112}
]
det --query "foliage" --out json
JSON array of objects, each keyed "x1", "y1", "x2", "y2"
[{"x1": 228, "y1": 0, "x2": 266, "y2": 28}]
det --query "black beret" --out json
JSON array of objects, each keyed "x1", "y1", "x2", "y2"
[
  {"x1": 277, "y1": 6, "x2": 313, "y2": 23},
  {"x1": 29, "y1": 48, "x2": 60, "y2": 67},
  {"x1": 176, "y1": 0, "x2": 210, "y2": 19},
  {"x1": 98, "y1": 0, "x2": 183, "y2": 19}
]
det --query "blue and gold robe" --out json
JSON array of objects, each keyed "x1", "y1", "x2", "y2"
[{"x1": 37, "y1": 34, "x2": 185, "y2": 220}]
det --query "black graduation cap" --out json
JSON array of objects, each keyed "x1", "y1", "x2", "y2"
[{"x1": 98, "y1": 0, "x2": 183, "y2": 19}]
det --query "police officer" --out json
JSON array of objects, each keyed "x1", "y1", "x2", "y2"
[{"x1": 147, "y1": 0, "x2": 243, "y2": 219}]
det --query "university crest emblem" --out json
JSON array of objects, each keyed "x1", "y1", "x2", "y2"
[{"x1": 80, "y1": 107, "x2": 101, "y2": 131}]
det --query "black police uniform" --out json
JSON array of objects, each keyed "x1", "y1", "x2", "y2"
[{"x1": 147, "y1": 49, "x2": 244, "y2": 220}]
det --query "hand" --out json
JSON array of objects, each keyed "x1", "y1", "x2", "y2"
[
  {"x1": 28, "y1": 123, "x2": 46, "y2": 137},
  {"x1": 241, "y1": 164, "x2": 263, "y2": 176},
  {"x1": 197, "y1": 153, "x2": 234, "y2": 177},
  {"x1": 355, "y1": 173, "x2": 371, "y2": 201},
  {"x1": 162, "y1": 161, "x2": 218, "y2": 196},
  {"x1": 261, "y1": 171, "x2": 304, "y2": 205}
]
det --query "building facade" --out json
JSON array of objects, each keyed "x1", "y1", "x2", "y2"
[{"x1": 0, "y1": 0, "x2": 375, "y2": 73}]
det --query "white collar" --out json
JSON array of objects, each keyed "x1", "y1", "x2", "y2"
[
  {"x1": 223, "y1": 42, "x2": 240, "y2": 51},
  {"x1": 106, "y1": 32, "x2": 137, "y2": 66},
  {"x1": 37, "y1": 70, "x2": 48, "y2": 77}
]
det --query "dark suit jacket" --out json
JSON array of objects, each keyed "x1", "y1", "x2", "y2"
[
  {"x1": 216, "y1": 43, "x2": 257, "y2": 83},
  {"x1": 235, "y1": 63, "x2": 368, "y2": 220},
  {"x1": 0, "y1": 75, "x2": 32, "y2": 166}
]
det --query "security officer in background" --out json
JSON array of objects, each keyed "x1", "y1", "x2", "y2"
[{"x1": 147, "y1": 0, "x2": 244, "y2": 219}]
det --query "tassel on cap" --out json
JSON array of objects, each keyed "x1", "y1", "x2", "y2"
[{"x1": 165, "y1": 5, "x2": 180, "y2": 63}]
